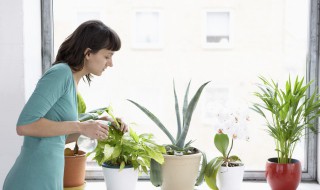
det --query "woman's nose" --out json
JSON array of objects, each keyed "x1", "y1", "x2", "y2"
[{"x1": 107, "y1": 59, "x2": 113, "y2": 67}]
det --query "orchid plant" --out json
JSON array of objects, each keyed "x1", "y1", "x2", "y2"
[{"x1": 204, "y1": 102, "x2": 249, "y2": 190}]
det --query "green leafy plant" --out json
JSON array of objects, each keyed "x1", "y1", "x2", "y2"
[
  {"x1": 127, "y1": 80, "x2": 210, "y2": 186},
  {"x1": 252, "y1": 76, "x2": 320, "y2": 163},
  {"x1": 204, "y1": 133, "x2": 242, "y2": 190},
  {"x1": 88, "y1": 106, "x2": 166, "y2": 173},
  {"x1": 65, "y1": 93, "x2": 107, "y2": 155}
]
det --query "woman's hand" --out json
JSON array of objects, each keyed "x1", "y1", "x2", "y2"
[
  {"x1": 99, "y1": 116, "x2": 129, "y2": 132},
  {"x1": 113, "y1": 118, "x2": 129, "y2": 132},
  {"x1": 79, "y1": 120, "x2": 109, "y2": 140}
]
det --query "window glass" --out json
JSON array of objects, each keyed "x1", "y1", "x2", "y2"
[
  {"x1": 133, "y1": 11, "x2": 161, "y2": 48},
  {"x1": 206, "y1": 12, "x2": 230, "y2": 45},
  {"x1": 53, "y1": 0, "x2": 310, "y2": 178}
]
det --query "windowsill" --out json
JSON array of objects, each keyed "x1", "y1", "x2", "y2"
[{"x1": 85, "y1": 180, "x2": 320, "y2": 190}]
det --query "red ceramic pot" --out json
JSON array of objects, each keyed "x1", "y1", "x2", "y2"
[{"x1": 266, "y1": 157, "x2": 301, "y2": 190}]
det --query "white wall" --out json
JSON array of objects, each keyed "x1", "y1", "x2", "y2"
[{"x1": 0, "y1": 0, "x2": 41, "y2": 187}]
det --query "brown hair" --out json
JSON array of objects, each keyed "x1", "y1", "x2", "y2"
[{"x1": 54, "y1": 20, "x2": 121, "y2": 83}]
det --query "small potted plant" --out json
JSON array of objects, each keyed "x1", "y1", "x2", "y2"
[
  {"x1": 63, "y1": 93, "x2": 107, "y2": 189},
  {"x1": 128, "y1": 80, "x2": 210, "y2": 190},
  {"x1": 88, "y1": 106, "x2": 166, "y2": 190},
  {"x1": 252, "y1": 76, "x2": 320, "y2": 190},
  {"x1": 204, "y1": 102, "x2": 249, "y2": 190}
]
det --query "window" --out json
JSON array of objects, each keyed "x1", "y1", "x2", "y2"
[
  {"x1": 133, "y1": 11, "x2": 163, "y2": 49},
  {"x1": 45, "y1": 0, "x2": 319, "y2": 181},
  {"x1": 204, "y1": 11, "x2": 232, "y2": 48}
]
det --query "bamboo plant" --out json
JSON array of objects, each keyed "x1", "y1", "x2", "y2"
[
  {"x1": 127, "y1": 80, "x2": 210, "y2": 186},
  {"x1": 252, "y1": 76, "x2": 320, "y2": 163}
]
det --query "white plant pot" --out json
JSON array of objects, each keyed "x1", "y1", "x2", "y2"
[
  {"x1": 217, "y1": 164, "x2": 245, "y2": 190},
  {"x1": 102, "y1": 164, "x2": 139, "y2": 190}
]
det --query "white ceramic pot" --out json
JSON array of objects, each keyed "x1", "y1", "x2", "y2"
[
  {"x1": 217, "y1": 163, "x2": 245, "y2": 190},
  {"x1": 102, "y1": 163, "x2": 139, "y2": 190}
]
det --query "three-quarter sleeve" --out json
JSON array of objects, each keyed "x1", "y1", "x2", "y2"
[{"x1": 17, "y1": 64, "x2": 72, "y2": 126}]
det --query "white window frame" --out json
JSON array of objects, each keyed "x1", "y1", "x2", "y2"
[
  {"x1": 132, "y1": 10, "x2": 164, "y2": 49},
  {"x1": 203, "y1": 9, "x2": 234, "y2": 49}
]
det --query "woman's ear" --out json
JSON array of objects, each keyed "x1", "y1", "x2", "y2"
[{"x1": 84, "y1": 48, "x2": 91, "y2": 59}]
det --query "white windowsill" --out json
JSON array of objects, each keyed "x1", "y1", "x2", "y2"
[{"x1": 85, "y1": 180, "x2": 320, "y2": 190}]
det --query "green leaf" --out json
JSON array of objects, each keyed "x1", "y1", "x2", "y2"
[
  {"x1": 77, "y1": 93, "x2": 87, "y2": 114},
  {"x1": 214, "y1": 133, "x2": 229, "y2": 157},
  {"x1": 103, "y1": 144, "x2": 115, "y2": 161},
  {"x1": 119, "y1": 161, "x2": 126, "y2": 171},
  {"x1": 176, "y1": 81, "x2": 211, "y2": 148},
  {"x1": 150, "y1": 159, "x2": 163, "y2": 187},
  {"x1": 129, "y1": 128, "x2": 140, "y2": 143},
  {"x1": 229, "y1": 155, "x2": 242, "y2": 162},
  {"x1": 195, "y1": 151, "x2": 207, "y2": 186},
  {"x1": 173, "y1": 80, "x2": 182, "y2": 141},
  {"x1": 204, "y1": 157, "x2": 224, "y2": 190},
  {"x1": 182, "y1": 80, "x2": 191, "y2": 128},
  {"x1": 127, "y1": 99, "x2": 176, "y2": 145}
]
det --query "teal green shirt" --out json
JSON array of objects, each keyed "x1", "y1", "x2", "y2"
[{"x1": 3, "y1": 63, "x2": 78, "y2": 190}]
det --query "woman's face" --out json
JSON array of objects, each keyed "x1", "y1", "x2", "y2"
[{"x1": 84, "y1": 48, "x2": 114, "y2": 76}]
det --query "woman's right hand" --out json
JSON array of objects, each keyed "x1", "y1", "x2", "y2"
[{"x1": 79, "y1": 120, "x2": 109, "y2": 140}]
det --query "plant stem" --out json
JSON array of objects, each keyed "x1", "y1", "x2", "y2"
[{"x1": 226, "y1": 138, "x2": 234, "y2": 160}]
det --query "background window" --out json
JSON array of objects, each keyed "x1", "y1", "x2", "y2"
[
  {"x1": 205, "y1": 11, "x2": 231, "y2": 47},
  {"x1": 133, "y1": 11, "x2": 162, "y2": 49}
]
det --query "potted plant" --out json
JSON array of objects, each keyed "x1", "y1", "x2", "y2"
[
  {"x1": 252, "y1": 76, "x2": 320, "y2": 190},
  {"x1": 88, "y1": 106, "x2": 166, "y2": 190},
  {"x1": 63, "y1": 93, "x2": 107, "y2": 189},
  {"x1": 204, "y1": 103, "x2": 250, "y2": 190},
  {"x1": 128, "y1": 80, "x2": 210, "y2": 190}
]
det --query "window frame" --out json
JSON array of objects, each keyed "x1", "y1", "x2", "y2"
[{"x1": 42, "y1": 0, "x2": 320, "y2": 181}]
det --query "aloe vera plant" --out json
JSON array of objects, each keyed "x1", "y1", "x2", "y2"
[
  {"x1": 128, "y1": 80, "x2": 210, "y2": 153},
  {"x1": 128, "y1": 80, "x2": 210, "y2": 186}
]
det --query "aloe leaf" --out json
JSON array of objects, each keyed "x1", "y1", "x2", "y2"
[
  {"x1": 173, "y1": 80, "x2": 182, "y2": 140},
  {"x1": 127, "y1": 99, "x2": 176, "y2": 145},
  {"x1": 176, "y1": 81, "x2": 211, "y2": 148},
  {"x1": 195, "y1": 151, "x2": 207, "y2": 186},
  {"x1": 182, "y1": 80, "x2": 191, "y2": 128},
  {"x1": 150, "y1": 159, "x2": 163, "y2": 187}
]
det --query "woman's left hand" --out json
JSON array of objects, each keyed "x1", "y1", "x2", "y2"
[
  {"x1": 99, "y1": 116, "x2": 129, "y2": 132},
  {"x1": 114, "y1": 118, "x2": 128, "y2": 132}
]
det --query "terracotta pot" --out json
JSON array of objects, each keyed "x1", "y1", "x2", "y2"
[
  {"x1": 266, "y1": 157, "x2": 301, "y2": 190},
  {"x1": 64, "y1": 150, "x2": 87, "y2": 187},
  {"x1": 161, "y1": 152, "x2": 202, "y2": 190}
]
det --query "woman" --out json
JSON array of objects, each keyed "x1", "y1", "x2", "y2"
[{"x1": 3, "y1": 20, "x2": 127, "y2": 190}]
